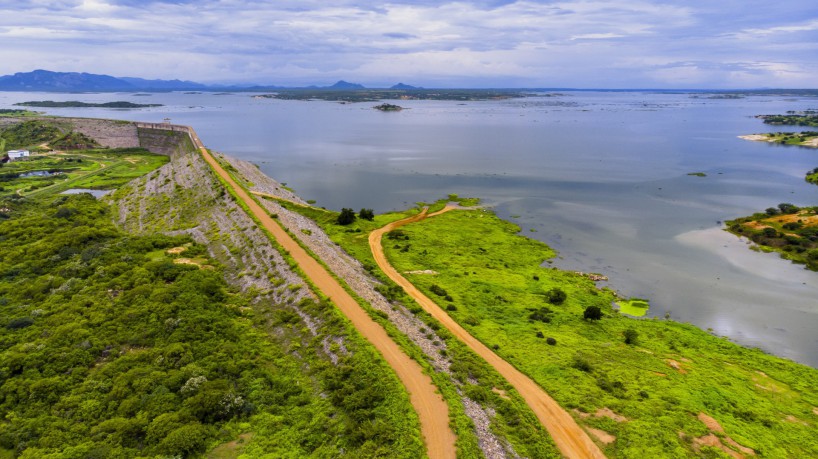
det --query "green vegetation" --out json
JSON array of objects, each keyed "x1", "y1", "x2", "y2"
[
  {"x1": 616, "y1": 298, "x2": 650, "y2": 317},
  {"x1": 337, "y1": 207, "x2": 357, "y2": 225},
  {"x1": 0, "y1": 194, "x2": 424, "y2": 458},
  {"x1": 806, "y1": 167, "x2": 818, "y2": 185},
  {"x1": 759, "y1": 113, "x2": 818, "y2": 128},
  {"x1": 0, "y1": 148, "x2": 168, "y2": 198},
  {"x1": 0, "y1": 109, "x2": 40, "y2": 117},
  {"x1": 0, "y1": 119, "x2": 64, "y2": 150},
  {"x1": 14, "y1": 101, "x2": 162, "y2": 108},
  {"x1": 687, "y1": 172, "x2": 706, "y2": 177},
  {"x1": 50, "y1": 131, "x2": 100, "y2": 150},
  {"x1": 726, "y1": 203, "x2": 818, "y2": 270},
  {"x1": 358, "y1": 208, "x2": 375, "y2": 221},
  {"x1": 377, "y1": 207, "x2": 818, "y2": 458}
]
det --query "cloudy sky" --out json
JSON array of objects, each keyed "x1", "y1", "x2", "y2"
[{"x1": 1, "y1": 0, "x2": 817, "y2": 88}]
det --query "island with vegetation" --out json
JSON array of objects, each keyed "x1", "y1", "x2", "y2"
[
  {"x1": 726, "y1": 203, "x2": 818, "y2": 270},
  {"x1": 757, "y1": 112, "x2": 818, "y2": 127},
  {"x1": 255, "y1": 88, "x2": 533, "y2": 102},
  {"x1": 14, "y1": 100, "x2": 163, "y2": 108},
  {"x1": 374, "y1": 103, "x2": 404, "y2": 111}
]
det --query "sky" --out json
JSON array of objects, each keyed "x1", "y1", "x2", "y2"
[{"x1": 1, "y1": 0, "x2": 817, "y2": 88}]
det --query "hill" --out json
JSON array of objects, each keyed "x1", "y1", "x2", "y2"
[{"x1": 0, "y1": 70, "x2": 205, "y2": 92}]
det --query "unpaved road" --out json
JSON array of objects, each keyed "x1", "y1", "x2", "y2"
[
  {"x1": 370, "y1": 207, "x2": 607, "y2": 459},
  {"x1": 188, "y1": 131, "x2": 456, "y2": 459}
]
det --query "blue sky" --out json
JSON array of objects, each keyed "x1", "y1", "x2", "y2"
[{"x1": 1, "y1": 0, "x2": 817, "y2": 88}]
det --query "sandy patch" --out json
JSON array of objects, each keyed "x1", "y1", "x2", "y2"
[
  {"x1": 692, "y1": 412, "x2": 756, "y2": 457},
  {"x1": 166, "y1": 246, "x2": 187, "y2": 255},
  {"x1": 813, "y1": 407, "x2": 818, "y2": 416},
  {"x1": 491, "y1": 387, "x2": 510, "y2": 400},
  {"x1": 738, "y1": 134, "x2": 771, "y2": 142},
  {"x1": 725, "y1": 437, "x2": 755, "y2": 456},
  {"x1": 586, "y1": 427, "x2": 616, "y2": 445},
  {"x1": 784, "y1": 415, "x2": 809, "y2": 426},
  {"x1": 743, "y1": 221, "x2": 770, "y2": 230},
  {"x1": 693, "y1": 434, "x2": 742, "y2": 459},
  {"x1": 596, "y1": 407, "x2": 628, "y2": 423},
  {"x1": 172, "y1": 258, "x2": 213, "y2": 269},
  {"x1": 405, "y1": 270, "x2": 439, "y2": 275},
  {"x1": 769, "y1": 212, "x2": 818, "y2": 227},
  {"x1": 698, "y1": 412, "x2": 724, "y2": 432},
  {"x1": 208, "y1": 432, "x2": 254, "y2": 457},
  {"x1": 666, "y1": 359, "x2": 687, "y2": 374}
]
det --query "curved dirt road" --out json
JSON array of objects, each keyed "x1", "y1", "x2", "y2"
[
  {"x1": 189, "y1": 133, "x2": 456, "y2": 458},
  {"x1": 370, "y1": 207, "x2": 606, "y2": 459}
]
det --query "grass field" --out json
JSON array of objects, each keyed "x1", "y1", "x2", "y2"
[{"x1": 380, "y1": 208, "x2": 818, "y2": 458}]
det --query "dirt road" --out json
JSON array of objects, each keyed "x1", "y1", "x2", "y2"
[
  {"x1": 370, "y1": 207, "x2": 606, "y2": 459},
  {"x1": 189, "y1": 133, "x2": 456, "y2": 459}
]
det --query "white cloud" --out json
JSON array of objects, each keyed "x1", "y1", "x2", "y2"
[{"x1": 0, "y1": 0, "x2": 816, "y2": 87}]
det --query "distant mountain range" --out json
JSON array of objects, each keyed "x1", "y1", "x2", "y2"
[{"x1": 0, "y1": 70, "x2": 415, "y2": 93}]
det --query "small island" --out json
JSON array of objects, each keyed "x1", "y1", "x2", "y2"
[
  {"x1": 373, "y1": 103, "x2": 403, "y2": 112},
  {"x1": 726, "y1": 203, "x2": 818, "y2": 270},
  {"x1": 756, "y1": 112, "x2": 818, "y2": 127},
  {"x1": 14, "y1": 100, "x2": 163, "y2": 108}
]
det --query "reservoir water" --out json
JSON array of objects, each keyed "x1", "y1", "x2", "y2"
[{"x1": 2, "y1": 90, "x2": 816, "y2": 366}]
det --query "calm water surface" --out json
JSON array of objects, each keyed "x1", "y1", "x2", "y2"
[{"x1": 2, "y1": 90, "x2": 816, "y2": 366}]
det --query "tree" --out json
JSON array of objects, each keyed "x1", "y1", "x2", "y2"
[
  {"x1": 359, "y1": 208, "x2": 375, "y2": 221},
  {"x1": 545, "y1": 287, "x2": 567, "y2": 305},
  {"x1": 583, "y1": 305, "x2": 602, "y2": 321},
  {"x1": 623, "y1": 328, "x2": 638, "y2": 345},
  {"x1": 337, "y1": 208, "x2": 356, "y2": 225},
  {"x1": 778, "y1": 203, "x2": 800, "y2": 214}
]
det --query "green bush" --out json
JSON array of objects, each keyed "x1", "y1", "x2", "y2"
[
  {"x1": 583, "y1": 305, "x2": 602, "y2": 321},
  {"x1": 337, "y1": 207, "x2": 356, "y2": 225},
  {"x1": 545, "y1": 287, "x2": 567, "y2": 305}
]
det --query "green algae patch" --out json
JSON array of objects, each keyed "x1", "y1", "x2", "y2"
[{"x1": 616, "y1": 298, "x2": 650, "y2": 317}]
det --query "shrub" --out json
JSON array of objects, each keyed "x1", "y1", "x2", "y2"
[
  {"x1": 623, "y1": 328, "x2": 638, "y2": 345},
  {"x1": 546, "y1": 337, "x2": 557, "y2": 345},
  {"x1": 778, "y1": 203, "x2": 800, "y2": 214},
  {"x1": 583, "y1": 305, "x2": 602, "y2": 321},
  {"x1": 337, "y1": 208, "x2": 356, "y2": 225},
  {"x1": 358, "y1": 208, "x2": 375, "y2": 221},
  {"x1": 157, "y1": 423, "x2": 211, "y2": 456},
  {"x1": 429, "y1": 284, "x2": 448, "y2": 297},
  {"x1": 572, "y1": 355, "x2": 593, "y2": 372},
  {"x1": 6, "y1": 317, "x2": 34, "y2": 330},
  {"x1": 535, "y1": 331, "x2": 544, "y2": 338},
  {"x1": 464, "y1": 316, "x2": 480, "y2": 326},
  {"x1": 446, "y1": 304, "x2": 457, "y2": 312},
  {"x1": 528, "y1": 307, "x2": 553, "y2": 323},
  {"x1": 545, "y1": 287, "x2": 567, "y2": 305}
]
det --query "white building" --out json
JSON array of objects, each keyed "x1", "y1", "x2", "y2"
[{"x1": 7, "y1": 150, "x2": 30, "y2": 161}]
